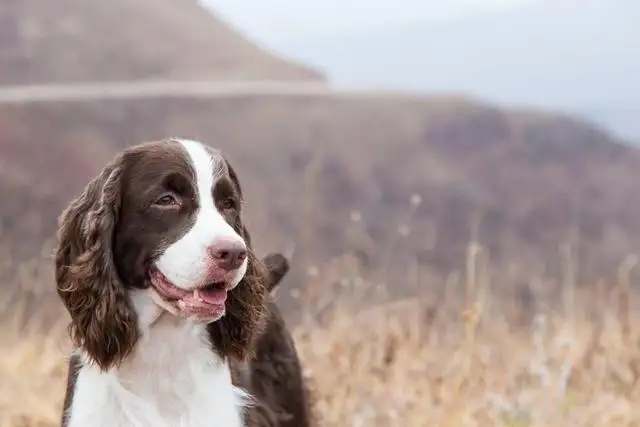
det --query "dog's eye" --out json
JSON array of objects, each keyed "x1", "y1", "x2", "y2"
[
  {"x1": 221, "y1": 197, "x2": 236, "y2": 210},
  {"x1": 154, "y1": 194, "x2": 179, "y2": 207}
]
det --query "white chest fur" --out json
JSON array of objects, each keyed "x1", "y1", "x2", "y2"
[{"x1": 65, "y1": 315, "x2": 248, "y2": 427}]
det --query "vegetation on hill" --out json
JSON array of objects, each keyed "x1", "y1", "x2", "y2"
[{"x1": 2, "y1": 96, "x2": 639, "y2": 317}]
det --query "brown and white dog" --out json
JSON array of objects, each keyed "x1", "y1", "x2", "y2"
[{"x1": 55, "y1": 139, "x2": 312, "y2": 427}]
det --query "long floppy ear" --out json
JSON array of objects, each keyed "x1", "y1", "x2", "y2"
[{"x1": 55, "y1": 155, "x2": 138, "y2": 371}]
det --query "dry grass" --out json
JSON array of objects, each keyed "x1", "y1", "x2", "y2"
[
  {"x1": 2, "y1": 244, "x2": 640, "y2": 427},
  {"x1": 299, "y1": 300, "x2": 640, "y2": 426}
]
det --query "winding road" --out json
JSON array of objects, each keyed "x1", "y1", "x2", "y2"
[{"x1": 0, "y1": 80, "x2": 395, "y2": 103}]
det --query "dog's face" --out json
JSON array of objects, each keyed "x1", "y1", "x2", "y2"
[
  {"x1": 113, "y1": 139, "x2": 249, "y2": 322},
  {"x1": 55, "y1": 139, "x2": 268, "y2": 370}
]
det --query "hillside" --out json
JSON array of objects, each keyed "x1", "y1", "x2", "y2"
[
  {"x1": 2, "y1": 96, "x2": 640, "y2": 316},
  {"x1": 1, "y1": 0, "x2": 640, "y2": 316},
  {"x1": 278, "y1": 0, "x2": 640, "y2": 140},
  {"x1": 0, "y1": 0, "x2": 323, "y2": 84}
]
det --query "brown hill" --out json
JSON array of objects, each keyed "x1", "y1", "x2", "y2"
[
  {"x1": 2, "y1": 96, "x2": 640, "y2": 316},
  {"x1": 0, "y1": 0, "x2": 322, "y2": 84}
]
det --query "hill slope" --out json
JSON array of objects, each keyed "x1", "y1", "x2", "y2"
[
  {"x1": 0, "y1": 0, "x2": 322, "y2": 84},
  {"x1": 2, "y1": 97, "x2": 640, "y2": 311}
]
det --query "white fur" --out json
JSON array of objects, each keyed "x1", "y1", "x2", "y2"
[
  {"x1": 65, "y1": 291, "x2": 249, "y2": 427},
  {"x1": 155, "y1": 139, "x2": 248, "y2": 290}
]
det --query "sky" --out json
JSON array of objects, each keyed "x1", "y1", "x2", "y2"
[{"x1": 201, "y1": 0, "x2": 536, "y2": 44}]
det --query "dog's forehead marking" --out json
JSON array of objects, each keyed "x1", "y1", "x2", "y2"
[
  {"x1": 152, "y1": 138, "x2": 245, "y2": 290},
  {"x1": 173, "y1": 139, "x2": 225, "y2": 186}
]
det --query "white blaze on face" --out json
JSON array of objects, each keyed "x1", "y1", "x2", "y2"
[{"x1": 154, "y1": 139, "x2": 248, "y2": 290}]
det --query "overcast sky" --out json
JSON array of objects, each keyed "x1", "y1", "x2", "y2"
[{"x1": 202, "y1": 0, "x2": 536, "y2": 43}]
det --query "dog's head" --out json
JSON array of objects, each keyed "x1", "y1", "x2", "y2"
[{"x1": 55, "y1": 139, "x2": 269, "y2": 370}]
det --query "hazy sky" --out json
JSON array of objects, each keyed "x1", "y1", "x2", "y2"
[{"x1": 202, "y1": 0, "x2": 536, "y2": 43}]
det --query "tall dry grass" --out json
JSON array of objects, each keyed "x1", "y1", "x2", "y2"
[
  {"x1": 2, "y1": 241, "x2": 640, "y2": 427},
  {"x1": 2, "y1": 185, "x2": 640, "y2": 427}
]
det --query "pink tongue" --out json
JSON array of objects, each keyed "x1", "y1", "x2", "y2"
[{"x1": 198, "y1": 287, "x2": 227, "y2": 305}]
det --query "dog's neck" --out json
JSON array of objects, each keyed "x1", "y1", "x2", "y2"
[{"x1": 65, "y1": 291, "x2": 248, "y2": 427}]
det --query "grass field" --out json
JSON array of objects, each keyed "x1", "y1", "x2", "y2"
[{"x1": 2, "y1": 243, "x2": 640, "y2": 427}]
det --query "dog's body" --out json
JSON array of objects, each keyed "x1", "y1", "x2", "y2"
[
  {"x1": 55, "y1": 139, "x2": 311, "y2": 427},
  {"x1": 62, "y1": 315, "x2": 247, "y2": 427}
]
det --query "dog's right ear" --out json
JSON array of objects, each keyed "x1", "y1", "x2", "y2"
[
  {"x1": 262, "y1": 253, "x2": 290, "y2": 292},
  {"x1": 55, "y1": 153, "x2": 139, "y2": 371}
]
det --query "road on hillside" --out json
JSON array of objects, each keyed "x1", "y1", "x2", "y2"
[{"x1": 0, "y1": 80, "x2": 390, "y2": 103}]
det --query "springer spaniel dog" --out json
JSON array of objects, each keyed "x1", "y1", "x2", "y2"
[{"x1": 54, "y1": 139, "x2": 312, "y2": 427}]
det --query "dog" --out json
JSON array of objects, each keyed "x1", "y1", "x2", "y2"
[{"x1": 55, "y1": 138, "x2": 312, "y2": 427}]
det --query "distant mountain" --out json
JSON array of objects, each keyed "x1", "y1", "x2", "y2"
[
  {"x1": 278, "y1": 0, "x2": 640, "y2": 140},
  {"x1": 0, "y1": 0, "x2": 323, "y2": 84}
]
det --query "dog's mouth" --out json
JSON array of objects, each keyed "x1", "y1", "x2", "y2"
[{"x1": 148, "y1": 268, "x2": 228, "y2": 321}]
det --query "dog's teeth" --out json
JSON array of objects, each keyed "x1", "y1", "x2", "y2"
[{"x1": 194, "y1": 289, "x2": 203, "y2": 301}]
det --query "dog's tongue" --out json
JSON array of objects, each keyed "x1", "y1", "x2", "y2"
[{"x1": 194, "y1": 287, "x2": 227, "y2": 305}]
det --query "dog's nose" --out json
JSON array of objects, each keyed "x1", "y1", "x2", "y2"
[{"x1": 208, "y1": 241, "x2": 247, "y2": 271}]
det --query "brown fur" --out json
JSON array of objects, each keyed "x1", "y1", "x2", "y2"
[
  {"x1": 55, "y1": 153, "x2": 139, "y2": 371},
  {"x1": 240, "y1": 300, "x2": 313, "y2": 427},
  {"x1": 239, "y1": 253, "x2": 313, "y2": 427}
]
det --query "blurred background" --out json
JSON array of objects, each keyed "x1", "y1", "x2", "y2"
[{"x1": 1, "y1": 0, "x2": 640, "y2": 425}]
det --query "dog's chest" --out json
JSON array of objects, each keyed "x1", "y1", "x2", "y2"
[{"x1": 67, "y1": 320, "x2": 247, "y2": 427}]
